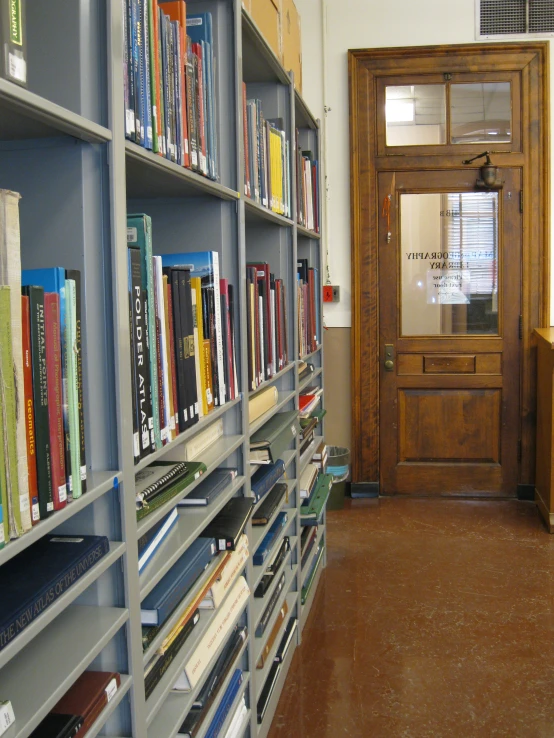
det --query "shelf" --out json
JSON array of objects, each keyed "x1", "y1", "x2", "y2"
[
  {"x1": 250, "y1": 480, "x2": 296, "y2": 553},
  {"x1": 0, "y1": 541, "x2": 126, "y2": 671},
  {"x1": 125, "y1": 141, "x2": 240, "y2": 200},
  {"x1": 241, "y1": 10, "x2": 291, "y2": 86},
  {"x1": 0, "y1": 471, "x2": 121, "y2": 567},
  {"x1": 282, "y1": 450, "x2": 296, "y2": 472},
  {"x1": 139, "y1": 475, "x2": 246, "y2": 600},
  {"x1": 244, "y1": 197, "x2": 294, "y2": 228},
  {"x1": 0, "y1": 79, "x2": 112, "y2": 143},
  {"x1": 298, "y1": 367, "x2": 323, "y2": 394},
  {"x1": 249, "y1": 363, "x2": 295, "y2": 398},
  {"x1": 249, "y1": 391, "x2": 296, "y2": 437},
  {"x1": 294, "y1": 90, "x2": 319, "y2": 131},
  {"x1": 296, "y1": 224, "x2": 321, "y2": 240},
  {"x1": 197, "y1": 672, "x2": 250, "y2": 738},
  {"x1": 252, "y1": 515, "x2": 297, "y2": 593},
  {"x1": 255, "y1": 595, "x2": 297, "y2": 699},
  {"x1": 0, "y1": 606, "x2": 128, "y2": 738},
  {"x1": 135, "y1": 398, "x2": 241, "y2": 475},
  {"x1": 137, "y1": 434, "x2": 244, "y2": 538},
  {"x1": 300, "y1": 345, "x2": 322, "y2": 362},
  {"x1": 253, "y1": 563, "x2": 298, "y2": 663},
  {"x1": 84, "y1": 674, "x2": 133, "y2": 738},
  {"x1": 145, "y1": 594, "x2": 249, "y2": 728},
  {"x1": 300, "y1": 548, "x2": 325, "y2": 633}
]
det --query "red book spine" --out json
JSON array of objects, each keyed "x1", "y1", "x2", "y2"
[
  {"x1": 21, "y1": 295, "x2": 40, "y2": 524},
  {"x1": 44, "y1": 293, "x2": 67, "y2": 510},
  {"x1": 193, "y1": 42, "x2": 207, "y2": 174},
  {"x1": 253, "y1": 274, "x2": 261, "y2": 386},
  {"x1": 242, "y1": 82, "x2": 250, "y2": 197},
  {"x1": 275, "y1": 279, "x2": 282, "y2": 370},
  {"x1": 166, "y1": 282, "x2": 180, "y2": 435}
]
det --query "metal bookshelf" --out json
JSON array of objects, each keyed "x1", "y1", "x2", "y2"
[{"x1": 0, "y1": 0, "x2": 325, "y2": 736}]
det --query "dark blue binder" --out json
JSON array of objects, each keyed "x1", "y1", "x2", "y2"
[
  {"x1": 253, "y1": 512, "x2": 288, "y2": 566},
  {"x1": 250, "y1": 460, "x2": 285, "y2": 503},
  {"x1": 204, "y1": 668, "x2": 243, "y2": 738},
  {"x1": 141, "y1": 537, "x2": 216, "y2": 626},
  {"x1": 0, "y1": 534, "x2": 110, "y2": 653}
]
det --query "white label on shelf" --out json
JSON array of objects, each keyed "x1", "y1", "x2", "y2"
[
  {"x1": 0, "y1": 701, "x2": 15, "y2": 732},
  {"x1": 127, "y1": 227, "x2": 138, "y2": 242},
  {"x1": 80, "y1": 465, "x2": 87, "y2": 481},
  {"x1": 47, "y1": 502, "x2": 54, "y2": 512},
  {"x1": 8, "y1": 53, "x2": 26, "y2": 83},
  {"x1": 59, "y1": 485, "x2": 67, "y2": 503},
  {"x1": 105, "y1": 678, "x2": 118, "y2": 703},
  {"x1": 133, "y1": 432, "x2": 140, "y2": 457},
  {"x1": 125, "y1": 110, "x2": 134, "y2": 136},
  {"x1": 31, "y1": 502, "x2": 40, "y2": 522},
  {"x1": 291, "y1": 425, "x2": 297, "y2": 437}
]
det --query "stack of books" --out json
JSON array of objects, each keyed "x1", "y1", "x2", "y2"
[
  {"x1": 123, "y1": 2, "x2": 218, "y2": 180},
  {"x1": 135, "y1": 460, "x2": 207, "y2": 521},
  {"x1": 0, "y1": 190, "x2": 87, "y2": 546},
  {"x1": 246, "y1": 263, "x2": 288, "y2": 391},
  {"x1": 295, "y1": 133, "x2": 319, "y2": 233},
  {"x1": 128, "y1": 214, "x2": 239, "y2": 463},
  {"x1": 297, "y1": 258, "x2": 321, "y2": 357},
  {"x1": 249, "y1": 411, "x2": 300, "y2": 465},
  {"x1": 299, "y1": 386, "x2": 323, "y2": 419},
  {"x1": 300, "y1": 473, "x2": 333, "y2": 526},
  {"x1": 242, "y1": 89, "x2": 291, "y2": 217}
]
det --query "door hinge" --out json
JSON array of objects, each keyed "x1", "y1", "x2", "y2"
[
  {"x1": 518, "y1": 439, "x2": 522, "y2": 462},
  {"x1": 520, "y1": 190, "x2": 523, "y2": 213},
  {"x1": 519, "y1": 315, "x2": 523, "y2": 339}
]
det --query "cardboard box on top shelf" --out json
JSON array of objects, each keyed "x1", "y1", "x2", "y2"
[
  {"x1": 250, "y1": 0, "x2": 282, "y2": 62},
  {"x1": 281, "y1": 0, "x2": 302, "y2": 93}
]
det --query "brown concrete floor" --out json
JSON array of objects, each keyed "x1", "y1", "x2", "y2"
[{"x1": 267, "y1": 497, "x2": 554, "y2": 738}]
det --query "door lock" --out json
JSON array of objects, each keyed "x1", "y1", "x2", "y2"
[{"x1": 384, "y1": 344, "x2": 394, "y2": 372}]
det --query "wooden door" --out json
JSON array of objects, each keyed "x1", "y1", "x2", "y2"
[{"x1": 379, "y1": 168, "x2": 521, "y2": 496}]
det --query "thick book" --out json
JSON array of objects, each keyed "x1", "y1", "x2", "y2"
[
  {"x1": 22, "y1": 285, "x2": 53, "y2": 520},
  {"x1": 257, "y1": 661, "x2": 281, "y2": 723},
  {"x1": 199, "y1": 496, "x2": 254, "y2": 552},
  {"x1": 275, "y1": 616, "x2": 297, "y2": 664},
  {"x1": 301, "y1": 541, "x2": 325, "y2": 605},
  {"x1": 145, "y1": 609, "x2": 200, "y2": 699},
  {"x1": 141, "y1": 536, "x2": 217, "y2": 625},
  {"x1": 299, "y1": 464, "x2": 318, "y2": 500},
  {"x1": 300, "y1": 473, "x2": 333, "y2": 524},
  {"x1": 190, "y1": 625, "x2": 247, "y2": 712},
  {"x1": 254, "y1": 536, "x2": 290, "y2": 598},
  {"x1": 138, "y1": 507, "x2": 179, "y2": 572},
  {"x1": 0, "y1": 189, "x2": 30, "y2": 534},
  {"x1": 203, "y1": 669, "x2": 243, "y2": 738},
  {"x1": 182, "y1": 418, "x2": 223, "y2": 461},
  {"x1": 21, "y1": 295, "x2": 39, "y2": 524},
  {"x1": 252, "y1": 482, "x2": 287, "y2": 526},
  {"x1": 250, "y1": 459, "x2": 285, "y2": 503},
  {"x1": 199, "y1": 534, "x2": 249, "y2": 609},
  {"x1": 248, "y1": 385, "x2": 278, "y2": 425},
  {"x1": 51, "y1": 671, "x2": 121, "y2": 738},
  {"x1": 44, "y1": 293, "x2": 68, "y2": 511},
  {"x1": 178, "y1": 468, "x2": 237, "y2": 507},
  {"x1": 0, "y1": 0, "x2": 26, "y2": 86},
  {"x1": 255, "y1": 571, "x2": 285, "y2": 638},
  {"x1": 0, "y1": 534, "x2": 110, "y2": 652},
  {"x1": 29, "y1": 714, "x2": 83, "y2": 738},
  {"x1": 253, "y1": 512, "x2": 287, "y2": 566},
  {"x1": 250, "y1": 410, "x2": 299, "y2": 465},
  {"x1": 257, "y1": 599, "x2": 288, "y2": 668},
  {"x1": 136, "y1": 461, "x2": 207, "y2": 520},
  {"x1": 173, "y1": 578, "x2": 249, "y2": 693},
  {"x1": 135, "y1": 460, "x2": 190, "y2": 508}
]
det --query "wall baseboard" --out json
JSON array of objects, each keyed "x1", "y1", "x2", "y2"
[
  {"x1": 351, "y1": 482, "x2": 379, "y2": 498},
  {"x1": 517, "y1": 484, "x2": 535, "y2": 501}
]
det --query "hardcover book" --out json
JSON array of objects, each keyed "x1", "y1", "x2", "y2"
[
  {"x1": 252, "y1": 482, "x2": 287, "y2": 526},
  {"x1": 178, "y1": 468, "x2": 237, "y2": 507},
  {"x1": 255, "y1": 570, "x2": 285, "y2": 637},
  {"x1": 300, "y1": 473, "x2": 333, "y2": 524},
  {"x1": 28, "y1": 714, "x2": 83, "y2": 738},
  {"x1": 199, "y1": 534, "x2": 249, "y2": 609},
  {"x1": 51, "y1": 671, "x2": 121, "y2": 738},
  {"x1": 199, "y1": 496, "x2": 254, "y2": 551},
  {"x1": 0, "y1": 534, "x2": 110, "y2": 652},
  {"x1": 21, "y1": 294, "x2": 39, "y2": 523},
  {"x1": 253, "y1": 511, "x2": 287, "y2": 566},
  {"x1": 250, "y1": 459, "x2": 285, "y2": 503},
  {"x1": 249, "y1": 410, "x2": 299, "y2": 465},
  {"x1": 203, "y1": 669, "x2": 243, "y2": 738},
  {"x1": 256, "y1": 599, "x2": 288, "y2": 668},
  {"x1": 138, "y1": 507, "x2": 179, "y2": 572},
  {"x1": 275, "y1": 616, "x2": 297, "y2": 664}
]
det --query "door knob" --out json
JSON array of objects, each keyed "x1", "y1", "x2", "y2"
[
  {"x1": 384, "y1": 344, "x2": 394, "y2": 371},
  {"x1": 384, "y1": 359, "x2": 394, "y2": 371}
]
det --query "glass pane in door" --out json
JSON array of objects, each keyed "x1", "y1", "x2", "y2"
[
  {"x1": 450, "y1": 83, "x2": 511, "y2": 143},
  {"x1": 400, "y1": 191, "x2": 499, "y2": 336},
  {"x1": 386, "y1": 85, "x2": 446, "y2": 146}
]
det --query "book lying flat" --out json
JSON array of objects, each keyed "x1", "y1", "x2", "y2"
[
  {"x1": 141, "y1": 537, "x2": 217, "y2": 626},
  {"x1": 203, "y1": 669, "x2": 244, "y2": 738},
  {"x1": 29, "y1": 714, "x2": 83, "y2": 738},
  {"x1": 250, "y1": 460, "x2": 285, "y2": 503},
  {"x1": 275, "y1": 617, "x2": 297, "y2": 664},
  {"x1": 135, "y1": 461, "x2": 190, "y2": 508},
  {"x1": 252, "y1": 482, "x2": 287, "y2": 526},
  {"x1": 136, "y1": 462, "x2": 207, "y2": 520},
  {"x1": 0, "y1": 534, "x2": 109, "y2": 653},
  {"x1": 254, "y1": 537, "x2": 290, "y2": 598},
  {"x1": 51, "y1": 671, "x2": 121, "y2": 738},
  {"x1": 256, "y1": 599, "x2": 288, "y2": 668},
  {"x1": 200, "y1": 535, "x2": 249, "y2": 609},
  {"x1": 301, "y1": 542, "x2": 325, "y2": 605},
  {"x1": 257, "y1": 661, "x2": 281, "y2": 723},
  {"x1": 300, "y1": 473, "x2": 333, "y2": 524},
  {"x1": 178, "y1": 469, "x2": 238, "y2": 506},
  {"x1": 200, "y1": 496, "x2": 254, "y2": 551},
  {"x1": 249, "y1": 410, "x2": 299, "y2": 464},
  {"x1": 253, "y1": 512, "x2": 287, "y2": 566},
  {"x1": 138, "y1": 508, "x2": 179, "y2": 572},
  {"x1": 299, "y1": 464, "x2": 318, "y2": 499},
  {"x1": 144, "y1": 610, "x2": 200, "y2": 699},
  {"x1": 256, "y1": 571, "x2": 285, "y2": 637}
]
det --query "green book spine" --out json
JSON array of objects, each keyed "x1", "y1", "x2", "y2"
[
  {"x1": 0, "y1": 502, "x2": 4, "y2": 548},
  {"x1": 0, "y1": 0, "x2": 27, "y2": 86},
  {"x1": 66, "y1": 270, "x2": 86, "y2": 494},
  {"x1": 65, "y1": 280, "x2": 81, "y2": 499},
  {"x1": 136, "y1": 461, "x2": 207, "y2": 520},
  {"x1": 0, "y1": 286, "x2": 22, "y2": 538}
]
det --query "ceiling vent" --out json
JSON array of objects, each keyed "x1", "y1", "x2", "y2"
[{"x1": 477, "y1": 0, "x2": 554, "y2": 38}]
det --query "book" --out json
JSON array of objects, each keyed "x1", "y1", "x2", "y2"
[
  {"x1": 203, "y1": 669, "x2": 243, "y2": 738},
  {"x1": 173, "y1": 577, "x2": 249, "y2": 692},
  {"x1": 254, "y1": 536, "x2": 290, "y2": 598},
  {"x1": 29, "y1": 714, "x2": 83, "y2": 738},
  {"x1": 182, "y1": 418, "x2": 223, "y2": 461},
  {"x1": 0, "y1": 534, "x2": 110, "y2": 652},
  {"x1": 64, "y1": 279, "x2": 82, "y2": 499},
  {"x1": 223, "y1": 698, "x2": 248, "y2": 738},
  {"x1": 141, "y1": 536, "x2": 216, "y2": 625},
  {"x1": 0, "y1": 0, "x2": 26, "y2": 86},
  {"x1": 250, "y1": 459, "x2": 285, "y2": 503},
  {"x1": 249, "y1": 410, "x2": 299, "y2": 465},
  {"x1": 138, "y1": 507, "x2": 179, "y2": 572},
  {"x1": 256, "y1": 599, "x2": 288, "y2": 668},
  {"x1": 65, "y1": 270, "x2": 86, "y2": 495},
  {"x1": 300, "y1": 473, "x2": 333, "y2": 524},
  {"x1": 200, "y1": 496, "x2": 254, "y2": 551},
  {"x1": 255, "y1": 570, "x2": 285, "y2": 638},
  {"x1": 50, "y1": 671, "x2": 121, "y2": 738},
  {"x1": 301, "y1": 541, "x2": 325, "y2": 605},
  {"x1": 301, "y1": 526, "x2": 318, "y2": 568},
  {"x1": 0, "y1": 190, "x2": 30, "y2": 534},
  {"x1": 136, "y1": 461, "x2": 207, "y2": 520},
  {"x1": 135, "y1": 460, "x2": 190, "y2": 508},
  {"x1": 253, "y1": 512, "x2": 288, "y2": 566},
  {"x1": 0, "y1": 701, "x2": 15, "y2": 736},
  {"x1": 178, "y1": 468, "x2": 237, "y2": 507},
  {"x1": 252, "y1": 482, "x2": 287, "y2": 526},
  {"x1": 299, "y1": 464, "x2": 318, "y2": 499},
  {"x1": 21, "y1": 295, "x2": 39, "y2": 524},
  {"x1": 199, "y1": 534, "x2": 248, "y2": 609},
  {"x1": 275, "y1": 616, "x2": 297, "y2": 664},
  {"x1": 257, "y1": 663, "x2": 281, "y2": 723},
  {"x1": 191, "y1": 625, "x2": 247, "y2": 710},
  {"x1": 249, "y1": 385, "x2": 278, "y2": 425}
]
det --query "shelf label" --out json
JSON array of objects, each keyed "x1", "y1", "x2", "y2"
[{"x1": 105, "y1": 678, "x2": 118, "y2": 703}]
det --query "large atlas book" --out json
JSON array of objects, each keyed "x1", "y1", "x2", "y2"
[{"x1": 0, "y1": 534, "x2": 110, "y2": 652}]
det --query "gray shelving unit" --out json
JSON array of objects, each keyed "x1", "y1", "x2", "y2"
[{"x1": 0, "y1": 1, "x2": 324, "y2": 736}]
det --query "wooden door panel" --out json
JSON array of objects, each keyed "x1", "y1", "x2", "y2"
[
  {"x1": 398, "y1": 389, "x2": 501, "y2": 463},
  {"x1": 423, "y1": 355, "x2": 476, "y2": 373}
]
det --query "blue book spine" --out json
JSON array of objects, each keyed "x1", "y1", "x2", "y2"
[
  {"x1": 204, "y1": 669, "x2": 243, "y2": 738},
  {"x1": 253, "y1": 512, "x2": 287, "y2": 566},
  {"x1": 0, "y1": 536, "x2": 109, "y2": 652},
  {"x1": 142, "y1": 0, "x2": 153, "y2": 149},
  {"x1": 251, "y1": 460, "x2": 285, "y2": 503}
]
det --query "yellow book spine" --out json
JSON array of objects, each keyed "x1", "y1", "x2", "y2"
[{"x1": 191, "y1": 277, "x2": 209, "y2": 416}]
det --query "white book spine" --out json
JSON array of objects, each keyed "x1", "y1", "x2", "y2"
[
  {"x1": 183, "y1": 417, "x2": 223, "y2": 461},
  {"x1": 270, "y1": 288, "x2": 276, "y2": 376},
  {"x1": 211, "y1": 251, "x2": 226, "y2": 405},
  {"x1": 200, "y1": 536, "x2": 249, "y2": 609},
  {"x1": 258, "y1": 294, "x2": 264, "y2": 383}
]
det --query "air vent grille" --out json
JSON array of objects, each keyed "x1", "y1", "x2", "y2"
[{"x1": 478, "y1": 0, "x2": 554, "y2": 37}]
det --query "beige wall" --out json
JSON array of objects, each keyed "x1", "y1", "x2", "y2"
[{"x1": 323, "y1": 328, "x2": 351, "y2": 450}]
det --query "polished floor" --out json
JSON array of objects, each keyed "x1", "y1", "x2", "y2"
[{"x1": 267, "y1": 497, "x2": 554, "y2": 738}]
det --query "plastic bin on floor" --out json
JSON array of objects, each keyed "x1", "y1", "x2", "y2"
[{"x1": 326, "y1": 446, "x2": 350, "y2": 510}]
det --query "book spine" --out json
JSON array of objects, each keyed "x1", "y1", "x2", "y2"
[
  {"x1": 182, "y1": 270, "x2": 198, "y2": 426},
  {"x1": 162, "y1": 276, "x2": 175, "y2": 440},
  {"x1": 256, "y1": 572, "x2": 285, "y2": 637},
  {"x1": 152, "y1": 257, "x2": 168, "y2": 443},
  {"x1": 21, "y1": 296, "x2": 39, "y2": 523},
  {"x1": 169, "y1": 269, "x2": 187, "y2": 432},
  {"x1": 0, "y1": 538, "x2": 110, "y2": 652},
  {"x1": 166, "y1": 16, "x2": 176, "y2": 161},
  {"x1": 202, "y1": 339, "x2": 214, "y2": 413},
  {"x1": 126, "y1": 0, "x2": 136, "y2": 140},
  {"x1": 178, "y1": 21, "x2": 190, "y2": 168},
  {"x1": 242, "y1": 82, "x2": 250, "y2": 197},
  {"x1": 183, "y1": 418, "x2": 222, "y2": 461},
  {"x1": 142, "y1": 0, "x2": 153, "y2": 148},
  {"x1": 209, "y1": 252, "x2": 225, "y2": 405},
  {"x1": 166, "y1": 279, "x2": 180, "y2": 434},
  {"x1": 65, "y1": 281, "x2": 81, "y2": 499},
  {"x1": 145, "y1": 613, "x2": 198, "y2": 699},
  {"x1": 192, "y1": 43, "x2": 206, "y2": 174},
  {"x1": 186, "y1": 35, "x2": 198, "y2": 170},
  {"x1": 171, "y1": 22, "x2": 181, "y2": 164},
  {"x1": 251, "y1": 462, "x2": 285, "y2": 502},
  {"x1": 24, "y1": 286, "x2": 53, "y2": 519},
  {"x1": 147, "y1": 0, "x2": 158, "y2": 152},
  {"x1": 44, "y1": 293, "x2": 68, "y2": 510},
  {"x1": 66, "y1": 270, "x2": 86, "y2": 494},
  {"x1": 132, "y1": 0, "x2": 143, "y2": 143},
  {"x1": 127, "y1": 256, "x2": 141, "y2": 463},
  {"x1": 190, "y1": 285, "x2": 204, "y2": 418},
  {"x1": 129, "y1": 248, "x2": 152, "y2": 458}
]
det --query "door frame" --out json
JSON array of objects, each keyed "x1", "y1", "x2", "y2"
[{"x1": 348, "y1": 42, "x2": 550, "y2": 492}]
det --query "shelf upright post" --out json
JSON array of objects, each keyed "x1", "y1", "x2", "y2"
[{"x1": 105, "y1": 0, "x2": 148, "y2": 734}]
